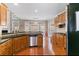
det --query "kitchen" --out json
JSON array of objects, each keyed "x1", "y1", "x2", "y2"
[{"x1": 0, "y1": 3, "x2": 79, "y2": 56}]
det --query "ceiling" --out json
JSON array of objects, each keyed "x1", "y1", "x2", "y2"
[{"x1": 7, "y1": 3, "x2": 67, "y2": 20}]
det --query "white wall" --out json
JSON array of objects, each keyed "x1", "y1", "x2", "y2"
[{"x1": 48, "y1": 19, "x2": 55, "y2": 54}]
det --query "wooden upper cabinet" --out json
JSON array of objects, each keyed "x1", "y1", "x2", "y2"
[
  {"x1": 60, "y1": 12, "x2": 66, "y2": 23},
  {"x1": 54, "y1": 11, "x2": 66, "y2": 26},
  {"x1": 54, "y1": 16, "x2": 58, "y2": 27},
  {"x1": 0, "y1": 3, "x2": 7, "y2": 25}
]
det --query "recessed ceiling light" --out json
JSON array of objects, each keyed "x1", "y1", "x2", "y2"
[
  {"x1": 34, "y1": 9, "x2": 38, "y2": 13},
  {"x1": 14, "y1": 3, "x2": 19, "y2": 6}
]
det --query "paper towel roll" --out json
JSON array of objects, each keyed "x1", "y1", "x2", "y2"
[{"x1": 0, "y1": 26, "x2": 2, "y2": 35}]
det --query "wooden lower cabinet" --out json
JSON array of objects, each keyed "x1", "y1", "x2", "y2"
[
  {"x1": 0, "y1": 34, "x2": 43, "y2": 55},
  {"x1": 51, "y1": 33, "x2": 67, "y2": 55},
  {"x1": 26, "y1": 35, "x2": 30, "y2": 47},
  {"x1": 20, "y1": 35, "x2": 29, "y2": 49},
  {"x1": 13, "y1": 35, "x2": 29, "y2": 55},
  {"x1": 53, "y1": 47, "x2": 66, "y2": 55},
  {"x1": 20, "y1": 36, "x2": 26, "y2": 49},
  {"x1": 0, "y1": 39, "x2": 13, "y2": 56},
  {"x1": 0, "y1": 35, "x2": 29, "y2": 55},
  {"x1": 12, "y1": 37, "x2": 21, "y2": 55},
  {"x1": 37, "y1": 34, "x2": 43, "y2": 47}
]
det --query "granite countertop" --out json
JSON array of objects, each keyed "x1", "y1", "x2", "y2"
[
  {"x1": 0, "y1": 32, "x2": 42, "y2": 39},
  {"x1": 0, "y1": 39, "x2": 9, "y2": 44},
  {"x1": 0, "y1": 32, "x2": 42, "y2": 44},
  {"x1": 0, "y1": 33, "x2": 27, "y2": 44},
  {"x1": 54, "y1": 32, "x2": 66, "y2": 35},
  {"x1": 0, "y1": 33, "x2": 27, "y2": 39}
]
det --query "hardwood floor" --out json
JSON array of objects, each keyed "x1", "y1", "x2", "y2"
[{"x1": 15, "y1": 47, "x2": 53, "y2": 56}]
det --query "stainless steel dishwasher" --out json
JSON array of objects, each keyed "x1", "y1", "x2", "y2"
[{"x1": 29, "y1": 35, "x2": 37, "y2": 47}]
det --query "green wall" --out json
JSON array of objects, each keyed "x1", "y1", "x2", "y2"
[{"x1": 68, "y1": 3, "x2": 79, "y2": 55}]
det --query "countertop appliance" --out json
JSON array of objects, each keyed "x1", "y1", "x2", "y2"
[
  {"x1": 2, "y1": 30, "x2": 8, "y2": 35},
  {"x1": 58, "y1": 23, "x2": 65, "y2": 28}
]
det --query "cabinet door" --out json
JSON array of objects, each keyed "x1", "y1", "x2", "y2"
[
  {"x1": 57, "y1": 14, "x2": 62, "y2": 23},
  {"x1": 62, "y1": 12, "x2": 66, "y2": 22},
  {"x1": 37, "y1": 34, "x2": 43, "y2": 47},
  {"x1": 0, "y1": 43, "x2": 7, "y2": 55},
  {"x1": 57, "y1": 34, "x2": 64, "y2": 47},
  {"x1": 0, "y1": 39, "x2": 12, "y2": 56},
  {"x1": 53, "y1": 34, "x2": 57, "y2": 48},
  {"x1": 20, "y1": 36, "x2": 27, "y2": 49},
  {"x1": 52, "y1": 34, "x2": 67, "y2": 55},
  {"x1": 26, "y1": 35, "x2": 30, "y2": 47},
  {"x1": 63, "y1": 35, "x2": 67, "y2": 54},
  {"x1": 4, "y1": 39, "x2": 13, "y2": 55},
  {"x1": 13, "y1": 37, "x2": 21, "y2": 54},
  {"x1": 0, "y1": 4, "x2": 7, "y2": 25},
  {"x1": 20, "y1": 36, "x2": 29, "y2": 49},
  {"x1": 54, "y1": 17, "x2": 58, "y2": 26},
  {"x1": 13, "y1": 36, "x2": 30, "y2": 55},
  {"x1": 59, "y1": 12, "x2": 66, "y2": 23}
]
